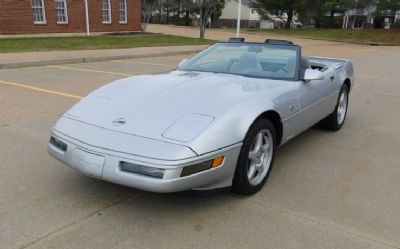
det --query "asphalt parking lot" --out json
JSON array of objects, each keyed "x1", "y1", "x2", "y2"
[{"x1": 1, "y1": 43, "x2": 400, "y2": 249}]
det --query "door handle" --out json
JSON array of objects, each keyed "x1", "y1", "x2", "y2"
[{"x1": 330, "y1": 76, "x2": 335, "y2": 81}]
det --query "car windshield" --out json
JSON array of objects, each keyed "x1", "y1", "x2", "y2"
[{"x1": 179, "y1": 42, "x2": 300, "y2": 80}]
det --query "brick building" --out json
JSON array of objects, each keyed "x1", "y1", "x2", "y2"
[{"x1": 0, "y1": 0, "x2": 141, "y2": 35}]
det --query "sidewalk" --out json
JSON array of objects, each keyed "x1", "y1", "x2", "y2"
[
  {"x1": 147, "y1": 24, "x2": 344, "y2": 45},
  {"x1": 148, "y1": 24, "x2": 398, "y2": 46},
  {"x1": 147, "y1": 24, "x2": 393, "y2": 58},
  {"x1": 0, "y1": 45, "x2": 207, "y2": 69}
]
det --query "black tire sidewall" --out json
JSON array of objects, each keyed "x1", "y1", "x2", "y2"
[
  {"x1": 333, "y1": 85, "x2": 349, "y2": 130},
  {"x1": 321, "y1": 84, "x2": 349, "y2": 131},
  {"x1": 232, "y1": 119, "x2": 276, "y2": 195}
]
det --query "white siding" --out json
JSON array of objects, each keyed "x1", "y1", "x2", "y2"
[{"x1": 220, "y1": 0, "x2": 260, "y2": 21}]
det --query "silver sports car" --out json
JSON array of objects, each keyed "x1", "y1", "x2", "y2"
[{"x1": 48, "y1": 39, "x2": 354, "y2": 194}]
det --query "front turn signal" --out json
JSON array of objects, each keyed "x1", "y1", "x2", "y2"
[{"x1": 211, "y1": 156, "x2": 224, "y2": 168}]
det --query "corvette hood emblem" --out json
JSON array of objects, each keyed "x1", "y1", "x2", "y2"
[{"x1": 112, "y1": 118, "x2": 126, "y2": 126}]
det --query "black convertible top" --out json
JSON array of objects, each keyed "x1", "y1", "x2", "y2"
[{"x1": 228, "y1": 37, "x2": 295, "y2": 46}]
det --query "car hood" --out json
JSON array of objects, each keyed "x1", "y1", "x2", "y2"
[{"x1": 65, "y1": 70, "x2": 288, "y2": 143}]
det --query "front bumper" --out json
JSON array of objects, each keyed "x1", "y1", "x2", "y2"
[{"x1": 48, "y1": 129, "x2": 241, "y2": 193}]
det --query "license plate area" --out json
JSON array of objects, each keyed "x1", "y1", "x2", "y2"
[{"x1": 72, "y1": 148, "x2": 105, "y2": 178}]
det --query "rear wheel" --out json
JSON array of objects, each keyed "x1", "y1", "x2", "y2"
[
  {"x1": 232, "y1": 119, "x2": 276, "y2": 195},
  {"x1": 320, "y1": 84, "x2": 349, "y2": 131}
]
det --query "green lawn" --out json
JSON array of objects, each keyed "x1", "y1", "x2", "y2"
[
  {"x1": 245, "y1": 28, "x2": 400, "y2": 45},
  {"x1": 0, "y1": 33, "x2": 214, "y2": 53}
]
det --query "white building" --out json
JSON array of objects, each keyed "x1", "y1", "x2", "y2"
[
  {"x1": 261, "y1": 13, "x2": 302, "y2": 29},
  {"x1": 342, "y1": 5, "x2": 399, "y2": 29},
  {"x1": 217, "y1": 0, "x2": 301, "y2": 29},
  {"x1": 217, "y1": 0, "x2": 261, "y2": 28}
]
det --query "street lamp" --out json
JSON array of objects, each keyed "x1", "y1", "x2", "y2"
[
  {"x1": 84, "y1": 0, "x2": 90, "y2": 36},
  {"x1": 236, "y1": 0, "x2": 241, "y2": 38}
]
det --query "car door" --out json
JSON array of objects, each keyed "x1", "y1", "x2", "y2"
[{"x1": 298, "y1": 67, "x2": 338, "y2": 129}]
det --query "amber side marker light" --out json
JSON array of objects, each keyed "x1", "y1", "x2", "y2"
[{"x1": 211, "y1": 156, "x2": 224, "y2": 168}]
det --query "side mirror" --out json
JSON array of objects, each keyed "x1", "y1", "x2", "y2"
[
  {"x1": 178, "y1": 58, "x2": 188, "y2": 68},
  {"x1": 302, "y1": 69, "x2": 324, "y2": 82}
]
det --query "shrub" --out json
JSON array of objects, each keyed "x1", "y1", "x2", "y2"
[{"x1": 391, "y1": 21, "x2": 400, "y2": 29}]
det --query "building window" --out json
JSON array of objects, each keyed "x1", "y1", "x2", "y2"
[
  {"x1": 119, "y1": 0, "x2": 128, "y2": 23},
  {"x1": 32, "y1": 0, "x2": 46, "y2": 24},
  {"x1": 55, "y1": 0, "x2": 68, "y2": 24},
  {"x1": 102, "y1": 0, "x2": 112, "y2": 23}
]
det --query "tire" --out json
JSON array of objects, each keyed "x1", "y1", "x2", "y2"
[
  {"x1": 320, "y1": 84, "x2": 349, "y2": 131},
  {"x1": 232, "y1": 119, "x2": 276, "y2": 195}
]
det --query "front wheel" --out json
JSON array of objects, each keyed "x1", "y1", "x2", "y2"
[
  {"x1": 232, "y1": 119, "x2": 276, "y2": 195},
  {"x1": 320, "y1": 84, "x2": 349, "y2": 131}
]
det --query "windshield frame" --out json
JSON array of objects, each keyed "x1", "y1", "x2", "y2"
[{"x1": 178, "y1": 41, "x2": 302, "y2": 82}]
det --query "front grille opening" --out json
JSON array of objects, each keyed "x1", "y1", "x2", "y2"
[{"x1": 50, "y1": 137, "x2": 67, "y2": 152}]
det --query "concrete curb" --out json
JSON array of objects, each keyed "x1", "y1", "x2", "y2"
[{"x1": 0, "y1": 49, "x2": 204, "y2": 69}]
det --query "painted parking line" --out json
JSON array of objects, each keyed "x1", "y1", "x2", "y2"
[
  {"x1": 0, "y1": 79, "x2": 83, "y2": 100},
  {"x1": 111, "y1": 60, "x2": 176, "y2": 67},
  {"x1": 47, "y1": 65, "x2": 134, "y2": 77}
]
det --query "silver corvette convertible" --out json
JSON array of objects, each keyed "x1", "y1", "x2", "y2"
[{"x1": 48, "y1": 39, "x2": 354, "y2": 194}]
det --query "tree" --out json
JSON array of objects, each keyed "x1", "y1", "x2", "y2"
[
  {"x1": 305, "y1": 0, "x2": 351, "y2": 28},
  {"x1": 184, "y1": 0, "x2": 192, "y2": 25},
  {"x1": 210, "y1": 0, "x2": 225, "y2": 22},
  {"x1": 376, "y1": 0, "x2": 400, "y2": 16},
  {"x1": 176, "y1": 0, "x2": 181, "y2": 23},
  {"x1": 165, "y1": 0, "x2": 172, "y2": 24},
  {"x1": 325, "y1": 0, "x2": 350, "y2": 27},
  {"x1": 142, "y1": 0, "x2": 158, "y2": 32},
  {"x1": 252, "y1": 0, "x2": 305, "y2": 28},
  {"x1": 349, "y1": 0, "x2": 375, "y2": 28},
  {"x1": 188, "y1": 0, "x2": 225, "y2": 38}
]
